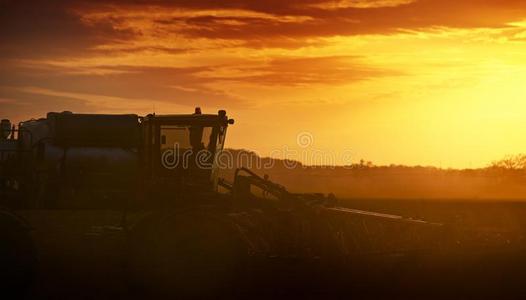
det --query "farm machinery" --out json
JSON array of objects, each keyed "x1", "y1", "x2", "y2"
[{"x1": 0, "y1": 109, "x2": 456, "y2": 297}]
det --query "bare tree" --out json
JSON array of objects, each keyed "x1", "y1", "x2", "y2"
[{"x1": 490, "y1": 154, "x2": 526, "y2": 170}]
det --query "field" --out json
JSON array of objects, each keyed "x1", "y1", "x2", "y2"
[{"x1": 16, "y1": 198, "x2": 526, "y2": 299}]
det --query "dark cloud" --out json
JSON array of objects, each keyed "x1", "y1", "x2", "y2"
[
  {"x1": 161, "y1": 0, "x2": 526, "y2": 42},
  {"x1": 0, "y1": 0, "x2": 133, "y2": 59},
  {"x1": 3, "y1": 0, "x2": 526, "y2": 58}
]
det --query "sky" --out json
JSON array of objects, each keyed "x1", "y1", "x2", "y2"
[{"x1": 2, "y1": 0, "x2": 526, "y2": 168}]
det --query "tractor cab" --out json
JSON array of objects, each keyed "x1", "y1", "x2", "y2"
[{"x1": 140, "y1": 108, "x2": 234, "y2": 194}]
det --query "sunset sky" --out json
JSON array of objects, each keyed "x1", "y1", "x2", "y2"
[{"x1": 2, "y1": 0, "x2": 526, "y2": 168}]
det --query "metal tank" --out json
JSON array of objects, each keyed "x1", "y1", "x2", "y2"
[{"x1": 15, "y1": 112, "x2": 141, "y2": 208}]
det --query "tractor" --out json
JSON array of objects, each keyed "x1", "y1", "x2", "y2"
[{"x1": 0, "y1": 109, "x2": 445, "y2": 297}]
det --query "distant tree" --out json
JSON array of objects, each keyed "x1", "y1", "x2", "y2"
[
  {"x1": 357, "y1": 159, "x2": 374, "y2": 168},
  {"x1": 490, "y1": 154, "x2": 526, "y2": 170}
]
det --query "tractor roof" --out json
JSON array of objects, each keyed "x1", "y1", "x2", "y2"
[{"x1": 143, "y1": 110, "x2": 234, "y2": 126}]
